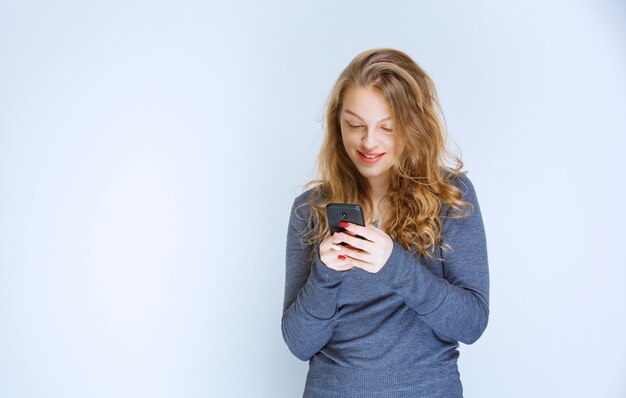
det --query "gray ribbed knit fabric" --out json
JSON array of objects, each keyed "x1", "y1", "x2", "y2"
[{"x1": 281, "y1": 174, "x2": 489, "y2": 397}]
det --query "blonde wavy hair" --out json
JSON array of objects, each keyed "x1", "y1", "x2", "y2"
[{"x1": 301, "y1": 48, "x2": 473, "y2": 259}]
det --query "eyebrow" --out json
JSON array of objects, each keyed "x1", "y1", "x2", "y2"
[{"x1": 343, "y1": 109, "x2": 391, "y2": 124}]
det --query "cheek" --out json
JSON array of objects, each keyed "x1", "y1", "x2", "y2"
[
  {"x1": 385, "y1": 137, "x2": 403, "y2": 162},
  {"x1": 380, "y1": 135, "x2": 396, "y2": 151},
  {"x1": 341, "y1": 131, "x2": 359, "y2": 149},
  {"x1": 340, "y1": 133, "x2": 353, "y2": 156},
  {"x1": 340, "y1": 130, "x2": 347, "y2": 147}
]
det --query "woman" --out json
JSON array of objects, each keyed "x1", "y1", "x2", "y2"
[{"x1": 281, "y1": 48, "x2": 489, "y2": 397}]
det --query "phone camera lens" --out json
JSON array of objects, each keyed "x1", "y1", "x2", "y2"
[{"x1": 341, "y1": 211, "x2": 346, "y2": 218}]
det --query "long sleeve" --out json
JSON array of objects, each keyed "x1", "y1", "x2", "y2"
[
  {"x1": 281, "y1": 193, "x2": 346, "y2": 361},
  {"x1": 372, "y1": 174, "x2": 490, "y2": 344}
]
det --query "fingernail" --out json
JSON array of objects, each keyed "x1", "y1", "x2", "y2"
[
  {"x1": 338, "y1": 255, "x2": 346, "y2": 261},
  {"x1": 340, "y1": 221, "x2": 349, "y2": 228}
]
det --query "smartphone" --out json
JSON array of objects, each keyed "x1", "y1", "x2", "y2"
[{"x1": 325, "y1": 203, "x2": 365, "y2": 237}]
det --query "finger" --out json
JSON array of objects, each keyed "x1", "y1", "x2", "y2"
[
  {"x1": 339, "y1": 245, "x2": 371, "y2": 263},
  {"x1": 320, "y1": 244, "x2": 343, "y2": 258},
  {"x1": 319, "y1": 248, "x2": 351, "y2": 272},
  {"x1": 332, "y1": 233, "x2": 343, "y2": 245},
  {"x1": 334, "y1": 231, "x2": 373, "y2": 252},
  {"x1": 323, "y1": 233, "x2": 341, "y2": 246},
  {"x1": 340, "y1": 221, "x2": 377, "y2": 242},
  {"x1": 334, "y1": 254, "x2": 354, "y2": 271},
  {"x1": 342, "y1": 256, "x2": 374, "y2": 272}
]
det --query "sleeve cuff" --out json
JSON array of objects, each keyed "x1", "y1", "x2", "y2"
[
  {"x1": 298, "y1": 255, "x2": 346, "y2": 319},
  {"x1": 312, "y1": 254, "x2": 347, "y2": 284}
]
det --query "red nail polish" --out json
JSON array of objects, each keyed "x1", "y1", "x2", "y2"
[
  {"x1": 340, "y1": 221, "x2": 349, "y2": 228},
  {"x1": 338, "y1": 255, "x2": 346, "y2": 261}
]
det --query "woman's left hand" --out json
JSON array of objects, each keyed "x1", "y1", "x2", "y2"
[{"x1": 332, "y1": 221, "x2": 394, "y2": 273}]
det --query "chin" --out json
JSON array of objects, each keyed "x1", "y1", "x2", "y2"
[{"x1": 357, "y1": 168, "x2": 387, "y2": 179}]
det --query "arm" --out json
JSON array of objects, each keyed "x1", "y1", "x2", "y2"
[
  {"x1": 281, "y1": 194, "x2": 346, "y2": 361},
  {"x1": 372, "y1": 174, "x2": 490, "y2": 344}
]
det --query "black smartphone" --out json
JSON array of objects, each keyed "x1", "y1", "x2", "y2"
[{"x1": 325, "y1": 203, "x2": 365, "y2": 237}]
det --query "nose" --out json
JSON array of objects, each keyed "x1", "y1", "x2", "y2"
[{"x1": 361, "y1": 127, "x2": 378, "y2": 149}]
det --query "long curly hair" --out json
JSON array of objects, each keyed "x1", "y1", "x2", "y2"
[{"x1": 301, "y1": 48, "x2": 473, "y2": 259}]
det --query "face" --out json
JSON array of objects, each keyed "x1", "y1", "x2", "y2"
[{"x1": 340, "y1": 85, "x2": 403, "y2": 189}]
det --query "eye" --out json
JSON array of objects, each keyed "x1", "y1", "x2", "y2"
[
  {"x1": 347, "y1": 122, "x2": 365, "y2": 129},
  {"x1": 381, "y1": 126, "x2": 393, "y2": 132}
]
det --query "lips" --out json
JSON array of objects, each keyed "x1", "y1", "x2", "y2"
[{"x1": 357, "y1": 150, "x2": 385, "y2": 164}]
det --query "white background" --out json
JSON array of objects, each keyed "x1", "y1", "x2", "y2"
[{"x1": 1, "y1": 1, "x2": 625, "y2": 397}]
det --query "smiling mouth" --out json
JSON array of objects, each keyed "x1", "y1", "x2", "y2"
[{"x1": 357, "y1": 150, "x2": 385, "y2": 163}]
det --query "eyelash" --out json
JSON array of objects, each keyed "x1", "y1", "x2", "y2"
[{"x1": 347, "y1": 122, "x2": 393, "y2": 132}]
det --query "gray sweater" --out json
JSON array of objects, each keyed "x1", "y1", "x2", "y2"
[{"x1": 281, "y1": 174, "x2": 489, "y2": 397}]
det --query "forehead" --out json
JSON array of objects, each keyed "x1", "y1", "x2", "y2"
[{"x1": 341, "y1": 86, "x2": 391, "y2": 121}]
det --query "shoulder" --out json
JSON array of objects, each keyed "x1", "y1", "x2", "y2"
[
  {"x1": 292, "y1": 187, "x2": 316, "y2": 209},
  {"x1": 289, "y1": 187, "x2": 320, "y2": 222},
  {"x1": 291, "y1": 187, "x2": 316, "y2": 213},
  {"x1": 439, "y1": 171, "x2": 481, "y2": 220},
  {"x1": 443, "y1": 170, "x2": 478, "y2": 200},
  {"x1": 292, "y1": 183, "x2": 328, "y2": 209},
  {"x1": 455, "y1": 174, "x2": 476, "y2": 198},
  {"x1": 287, "y1": 188, "x2": 321, "y2": 244}
]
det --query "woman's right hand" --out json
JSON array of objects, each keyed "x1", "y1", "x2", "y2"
[{"x1": 319, "y1": 234, "x2": 354, "y2": 272}]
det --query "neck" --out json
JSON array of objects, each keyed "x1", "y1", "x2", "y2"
[
  {"x1": 367, "y1": 173, "x2": 389, "y2": 202},
  {"x1": 367, "y1": 174, "x2": 390, "y2": 218}
]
